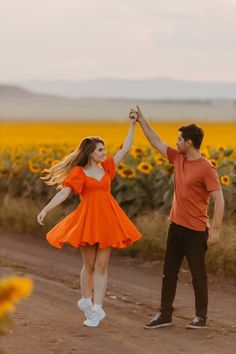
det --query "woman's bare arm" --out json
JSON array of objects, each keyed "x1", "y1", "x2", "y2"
[{"x1": 37, "y1": 187, "x2": 71, "y2": 225}]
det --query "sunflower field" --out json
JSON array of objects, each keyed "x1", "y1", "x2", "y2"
[
  {"x1": 0, "y1": 121, "x2": 235, "y2": 276},
  {"x1": 0, "y1": 142, "x2": 235, "y2": 218}
]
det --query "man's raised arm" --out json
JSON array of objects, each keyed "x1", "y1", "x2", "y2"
[{"x1": 130, "y1": 105, "x2": 168, "y2": 158}]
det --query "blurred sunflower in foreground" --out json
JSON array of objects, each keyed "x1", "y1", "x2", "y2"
[
  {"x1": 0, "y1": 276, "x2": 33, "y2": 338},
  {"x1": 0, "y1": 276, "x2": 33, "y2": 317}
]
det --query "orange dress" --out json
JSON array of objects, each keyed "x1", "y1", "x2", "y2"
[{"x1": 46, "y1": 156, "x2": 142, "y2": 249}]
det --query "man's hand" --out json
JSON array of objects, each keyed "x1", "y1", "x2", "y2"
[
  {"x1": 136, "y1": 105, "x2": 144, "y2": 120},
  {"x1": 207, "y1": 189, "x2": 224, "y2": 246},
  {"x1": 207, "y1": 227, "x2": 221, "y2": 246}
]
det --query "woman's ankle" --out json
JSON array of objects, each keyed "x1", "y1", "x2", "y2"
[
  {"x1": 93, "y1": 303, "x2": 103, "y2": 312},
  {"x1": 81, "y1": 297, "x2": 92, "y2": 305}
]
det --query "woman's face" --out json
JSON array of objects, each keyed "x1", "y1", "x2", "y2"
[{"x1": 90, "y1": 142, "x2": 106, "y2": 163}]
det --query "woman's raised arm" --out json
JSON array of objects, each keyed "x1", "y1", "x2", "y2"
[{"x1": 113, "y1": 118, "x2": 137, "y2": 166}]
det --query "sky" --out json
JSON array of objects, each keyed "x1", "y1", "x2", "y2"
[{"x1": 0, "y1": 0, "x2": 236, "y2": 82}]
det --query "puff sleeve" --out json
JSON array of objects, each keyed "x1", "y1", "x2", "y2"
[
  {"x1": 102, "y1": 156, "x2": 116, "y2": 181},
  {"x1": 62, "y1": 166, "x2": 84, "y2": 195}
]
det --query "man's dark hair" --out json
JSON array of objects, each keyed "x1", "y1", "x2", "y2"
[{"x1": 178, "y1": 124, "x2": 204, "y2": 149}]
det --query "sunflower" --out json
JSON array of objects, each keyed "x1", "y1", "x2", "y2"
[
  {"x1": 131, "y1": 147, "x2": 145, "y2": 159},
  {"x1": 38, "y1": 146, "x2": 49, "y2": 155},
  {"x1": 154, "y1": 155, "x2": 164, "y2": 165},
  {"x1": 201, "y1": 149, "x2": 210, "y2": 159},
  {"x1": 220, "y1": 175, "x2": 230, "y2": 186},
  {"x1": 209, "y1": 159, "x2": 219, "y2": 168},
  {"x1": 44, "y1": 157, "x2": 54, "y2": 166},
  {"x1": 116, "y1": 162, "x2": 126, "y2": 174},
  {"x1": 137, "y1": 162, "x2": 153, "y2": 174},
  {"x1": 119, "y1": 167, "x2": 136, "y2": 179},
  {"x1": 12, "y1": 160, "x2": 22, "y2": 171},
  {"x1": 28, "y1": 161, "x2": 41, "y2": 174},
  {"x1": 0, "y1": 276, "x2": 33, "y2": 317},
  {"x1": 134, "y1": 147, "x2": 144, "y2": 154}
]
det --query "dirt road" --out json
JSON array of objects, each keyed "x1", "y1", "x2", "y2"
[{"x1": 0, "y1": 230, "x2": 235, "y2": 354}]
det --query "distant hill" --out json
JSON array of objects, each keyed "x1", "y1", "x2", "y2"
[
  {"x1": 0, "y1": 85, "x2": 235, "y2": 121},
  {"x1": 16, "y1": 78, "x2": 236, "y2": 100}
]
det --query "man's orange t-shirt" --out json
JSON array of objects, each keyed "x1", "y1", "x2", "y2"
[{"x1": 167, "y1": 147, "x2": 221, "y2": 231}]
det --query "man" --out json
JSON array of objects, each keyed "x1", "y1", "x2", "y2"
[{"x1": 129, "y1": 106, "x2": 224, "y2": 329}]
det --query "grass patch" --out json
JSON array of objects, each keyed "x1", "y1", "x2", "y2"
[
  {"x1": 1, "y1": 197, "x2": 236, "y2": 278},
  {"x1": 0, "y1": 257, "x2": 27, "y2": 271},
  {"x1": 0, "y1": 195, "x2": 74, "y2": 235},
  {"x1": 120, "y1": 211, "x2": 236, "y2": 278}
]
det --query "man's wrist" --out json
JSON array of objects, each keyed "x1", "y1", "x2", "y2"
[
  {"x1": 138, "y1": 116, "x2": 144, "y2": 124},
  {"x1": 211, "y1": 225, "x2": 221, "y2": 230}
]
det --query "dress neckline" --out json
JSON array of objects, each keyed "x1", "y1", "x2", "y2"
[{"x1": 80, "y1": 166, "x2": 106, "y2": 182}]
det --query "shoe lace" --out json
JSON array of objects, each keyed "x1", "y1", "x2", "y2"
[{"x1": 192, "y1": 316, "x2": 202, "y2": 324}]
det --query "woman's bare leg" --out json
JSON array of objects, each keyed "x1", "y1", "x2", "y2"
[
  {"x1": 80, "y1": 245, "x2": 97, "y2": 298},
  {"x1": 93, "y1": 247, "x2": 112, "y2": 305}
]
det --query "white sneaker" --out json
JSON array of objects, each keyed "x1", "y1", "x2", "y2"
[
  {"x1": 77, "y1": 299, "x2": 94, "y2": 319},
  {"x1": 83, "y1": 309, "x2": 106, "y2": 327}
]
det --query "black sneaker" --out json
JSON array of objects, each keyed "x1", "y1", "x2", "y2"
[
  {"x1": 144, "y1": 314, "x2": 173, "y2": 329},
  {"x1": 186, "y1": 316, "x2": 207, "y2": 329}
]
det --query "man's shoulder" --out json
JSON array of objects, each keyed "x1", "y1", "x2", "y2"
[
  {"x1": 200, "y1": 157, "x2": 217, "y2": 170},
  {"x1": 167, "y1": 146, "x2": 181, "y2": 161},
  {"x1": 197, "y1": 157, "x2": 219, "y2": 180}
]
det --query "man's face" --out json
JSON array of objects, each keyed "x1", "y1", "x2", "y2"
[{"x1": 176, "y1": 131, "x2": 191, "y2": 154}]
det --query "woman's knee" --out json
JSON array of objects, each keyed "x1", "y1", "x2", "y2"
[
  {"x1": 94, "y1": 260, "x2": 109, "y2": 274},
  {"x1": 83, "y1": 263, "x2": 95, "y2": 274}
]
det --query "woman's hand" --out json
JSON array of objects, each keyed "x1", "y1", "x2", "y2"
[
  {"x1": 129, "y1": 109, "x2": 139, "y2": 122},
  {"x1": 36, "y1": 188, "x2": 71, "y2": 226},
  {"x1": 37, "y1": 209, "x2": 47, "y2": 226}
]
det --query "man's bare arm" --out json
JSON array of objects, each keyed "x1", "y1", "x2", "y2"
[
  {"x1": 130, "y1": 105, "x2": 168, "y2": 158},
  {"x1": 208, "y1": 189, "x2": 225, "y2": 245}
]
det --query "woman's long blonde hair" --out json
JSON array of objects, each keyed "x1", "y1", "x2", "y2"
[{"x1": 41, "y1": 137, "x2": 104, "y2": 189}]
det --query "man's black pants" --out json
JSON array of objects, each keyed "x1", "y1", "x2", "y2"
[{"x1": 160, "y1": 222, "x2": 208, "y2": 320}]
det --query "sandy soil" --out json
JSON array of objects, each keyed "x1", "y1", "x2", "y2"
[{"x1": 0, "y1": 229, "x2": 236, "y2": 354}]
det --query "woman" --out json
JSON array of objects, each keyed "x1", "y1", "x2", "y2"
[{"x1": 37, "y1": 117, "x2": 141, "y2": 327}]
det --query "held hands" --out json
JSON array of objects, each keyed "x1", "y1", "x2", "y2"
[
  {"x1": 37, "y1": 209, "x2": 47, "y2": 226},
  {"x1": 129, "y1": 105, "x2": 144, "y2": 123}
]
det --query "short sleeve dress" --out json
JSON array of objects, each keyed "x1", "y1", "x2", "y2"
[{"x1": 46, "y1": 156, "x2": 142, "y2": 249}]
